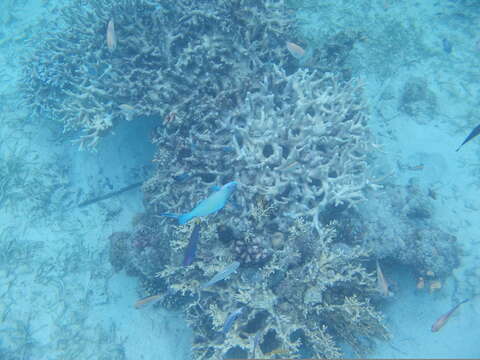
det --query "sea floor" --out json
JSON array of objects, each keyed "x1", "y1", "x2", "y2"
[{"x1": 1, "y1": 0, "x2": 479, "y2": 359}]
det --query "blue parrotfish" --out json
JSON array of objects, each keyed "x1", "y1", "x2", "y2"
[{"x1": 160, "y1": 181, "x2": 237, "y2": 225}]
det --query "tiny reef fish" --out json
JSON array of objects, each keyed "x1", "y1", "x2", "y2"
[
  {"x1": 456, "y1": 123, "x2": 480, "y2": 151},
  {"x1": 407, "y1": 163, "x2": 424, "y2": 171},
  {"x1": 172, "y1": 172, "x2": 192, "y2": 183},
  {"x1": 286, "y1": 41, "x2": 305, "y2": 58},
  {"x1": 106, "y1": 19, "x2": 117, "y2": 51},
  {"x1": 134, "y1": 294, "x2": 162, "y2": 309},
  {"x1": 183, "y1": 219, "x2": 201, "y2": 266},
  {"x1": 442, "y1": 38, "x2": 452, "y2": 54},
  {"x1": 201, "y1": 261, "x2": 240, "y2": 288},
  {"x1": 431, "y1": 299, "x2": 469, "y2": 332},
  {"x1": 119, "y1": 104, "x2": 134, "y2": 112},
  {"x1": 376, "y1": 260, "x2": 390, "y2": 297},
  {"x1": 159, "y1": 181, "x2": 237, "y2": 225},
  {"x1": 222, "y1": 307, "x2": 244, "y2": 334}
]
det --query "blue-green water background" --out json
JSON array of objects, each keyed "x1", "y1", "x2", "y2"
[{"x1": 1, "y1": 0, "x2": 479, "y2": 359}]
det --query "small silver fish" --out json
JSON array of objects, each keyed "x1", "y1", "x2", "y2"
[
  {"x1": 134, "y1": 294, "x2": 161, "y2": 309},
  {"x1": 376, "y1": 260, "x2": 390, "y2": 297},
  {"x1": 201, "y1": 261, "x2": 240, "y2": 288},
  {"x1": 119, "y1": 104, "x2": 135, "y2": 120},
  {"x1": 222, "y1": 307, "x2": 244, "y2": 334},
  {"x1": 106, "y1": 19, "x2": 117, "y2": 51},
  {"x1": 286, "y1": 41, "x2": 305, "y2": 58}
]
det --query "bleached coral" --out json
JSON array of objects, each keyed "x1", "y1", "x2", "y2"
[
  {"x1": 128, "y1": 43, "x2": 380, "y2": 358},
  {"x1": 21, "y1": 0, "x2": 293, "y2": 149},
  {"x1": 147, "y1": 66, "x2": 373, "y2": 235}
]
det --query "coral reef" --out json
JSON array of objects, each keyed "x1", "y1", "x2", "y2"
[
  {"x1": 337, "y1": 179, "x2": 460, "y2": 279},
  {"x1": 24, "y1": 0, "x2": 425, "y2": 358},
  {"x1": 124, "y1": 64, "x2": 383, "y2": 357},
  {"x1": 21, "y1": 0, "x2": 293, "y2": 149},
  {"x1": 145, "y1": 66, "x2": 374, "y2": 235},
  {"x1": 142, "y1": 219, "x2": 389, "y2": 359}
]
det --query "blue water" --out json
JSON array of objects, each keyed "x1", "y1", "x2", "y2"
[{"x1": 0, "y1": 0, "x2": 479, "y2": 359}]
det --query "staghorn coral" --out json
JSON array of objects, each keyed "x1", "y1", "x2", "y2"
[
  {"x1": 145, "y1": 66, "x2": 374, "y2": 236},
  {"x1": 39, "y1": 0, "x2": 389, "y2": 356},
  {"x1": 127, "y1": 36, "x2": 379, "y2": 357},
  {"x1": 131, "y1": 61, "x2": 382, "y2": 358},
  {"x1": 21, "y1": 0, "x2": 293, "y2": 149},
  {"x1": 144, "y1": 220, "x2": 388, "y2": 359}
]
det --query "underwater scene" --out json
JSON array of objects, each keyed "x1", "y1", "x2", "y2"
[{"x1": 0, "y1": 0, "x2": 479, "y2": 359}]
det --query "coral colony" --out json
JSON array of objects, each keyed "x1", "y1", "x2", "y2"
[{"x1": 23, "y1": 0, "x2": 461, "y2": 358}]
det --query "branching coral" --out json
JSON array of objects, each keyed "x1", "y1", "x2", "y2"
[
  {"x1": 123, "y1": 21, "x2": 378, "y2": 356},
  {"x1": 132, "y1": 219, "x2": 388, "y2": 359},
  {"x1": 146, "y1": 65, "x2": 374, "y2": 235},
  {"x1": 21, "y1": 0, "x2": 293, "y2": 149},
  {"x1": 36, "y1": 0, "x2": 390, "y2": 357}
]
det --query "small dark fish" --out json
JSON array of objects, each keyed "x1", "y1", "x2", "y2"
[
  {"x1": 173, "y1": 172, "x2": 191, "y2": 183},
  {"x1": 183, "y1": 220, "x2": 201, "y2": 266},
  {"x1": 442, "y1": 38, "x2": 452, "y2": 53},
  {"x1": 456, "y1": 123, "x2": 480, "y2": 151},
  {"x1": 431, "y1": 299, "x2": 469, "y2": 332},
  {"x1": 221, "y1": 146, "x2": 235, "y2": 153},
  {"x1": 222, "y1": 307, "x2": 244, "y2": 334}
]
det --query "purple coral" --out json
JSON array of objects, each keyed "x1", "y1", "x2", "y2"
[{"x1": 233, "y1": 236, "x2": 270, "y2": 265}]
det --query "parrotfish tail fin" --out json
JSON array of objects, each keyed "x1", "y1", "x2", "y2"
[
  {"x1": 299, "y1": 47, "x2": 314, "y2": 66},
  {"x1": 159, "y1": 213, "x2": 180, "y2": 221},
  {"x1": 178, "y1": 213, "x2": 193, "y2": 225}
]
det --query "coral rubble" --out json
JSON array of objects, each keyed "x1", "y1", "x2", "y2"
[{"x1": 340, "y1": 180, "x2": 460, "y2": 279}]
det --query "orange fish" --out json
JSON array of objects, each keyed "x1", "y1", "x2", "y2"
[
  {"x1": 286, "y1": 41, "x2": 305, "y2": 59},
  {"x1": 376, "y1": 260, "x2": 390, "y2": 297},
  {"x1": 106, "y1": 19, "x2": 117, "y2": 51},
  {"x1": 431, "y1": 299, "x2": 469, "y2": 332},
  {"x1": 265, "y1": 348, "x2": 289, "y2": 357},
  {"x1": 134, "y1": 294, "x2": 161, "y2": 309}
]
